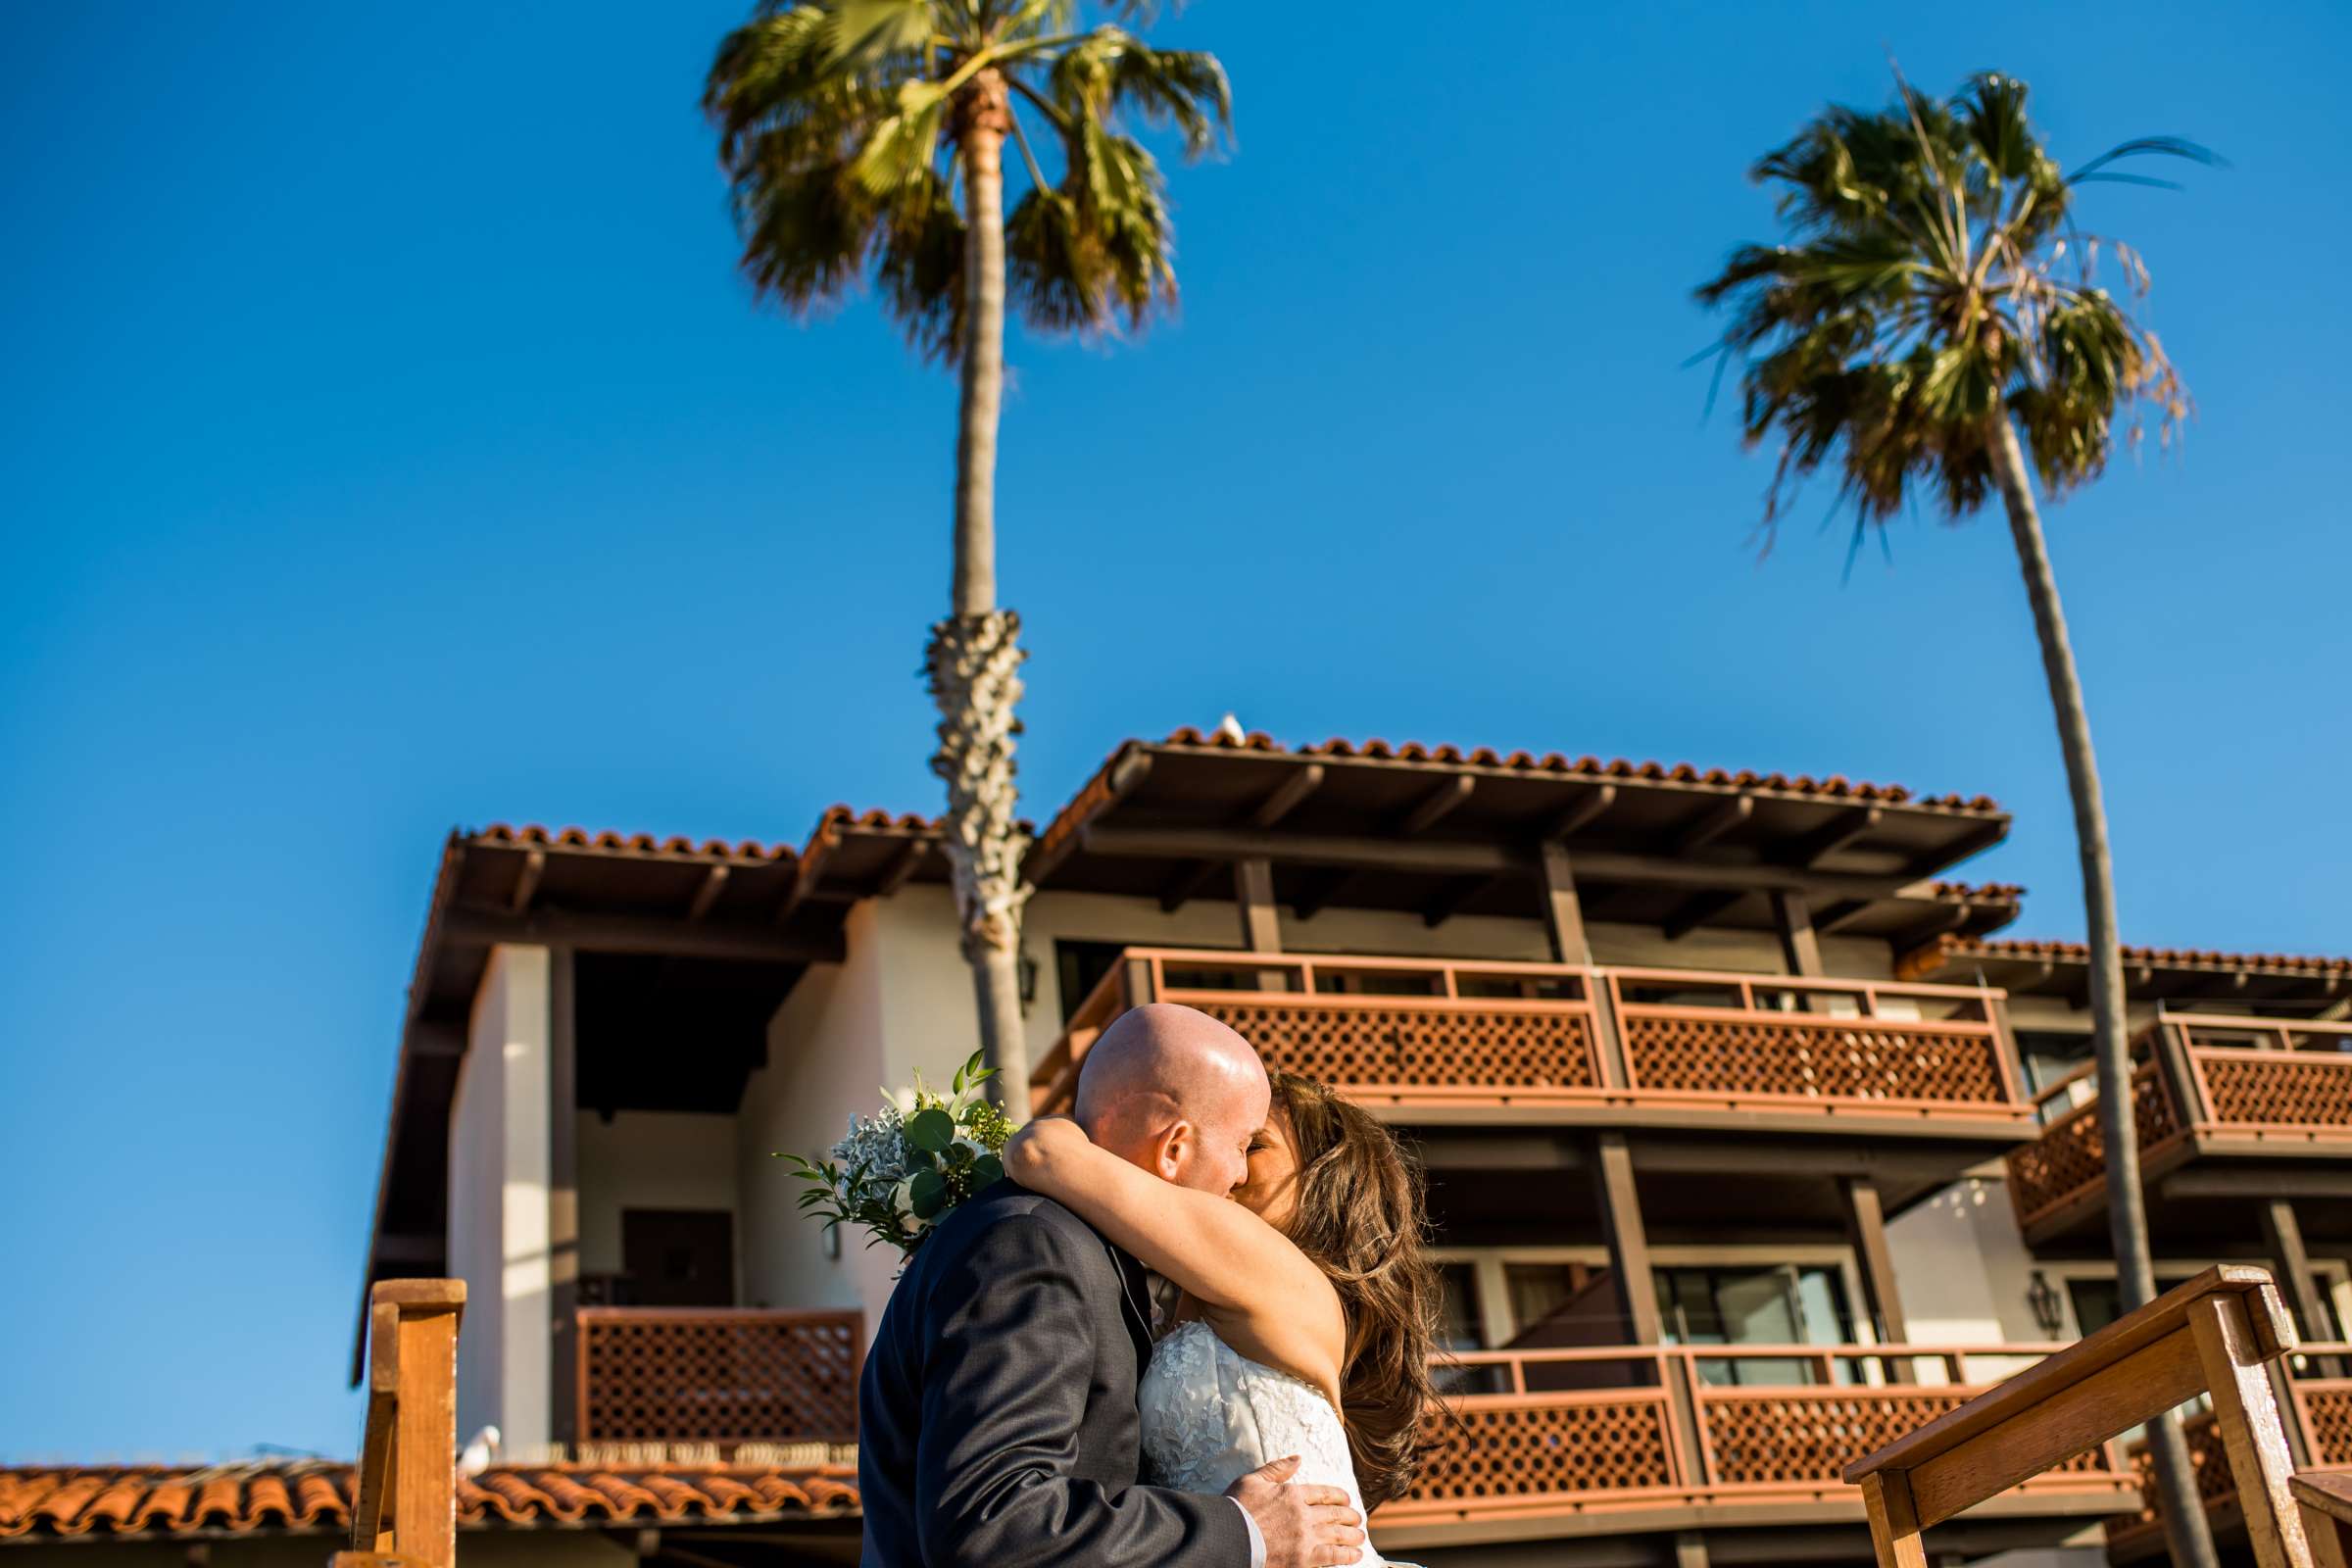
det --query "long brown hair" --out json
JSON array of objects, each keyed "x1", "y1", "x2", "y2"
[{"x1": 1265, "y1": 1070, "x2": 1444, "y2": 1506}]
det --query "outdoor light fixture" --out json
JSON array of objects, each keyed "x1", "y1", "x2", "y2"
[
  {"x1": 822, "y1": 1223, "x2": 842, "y2": 1262},
  {"x1": 2028, "y1": 1269, "x2": 2065, "y2": 1335},
  {"x1": 1017, "y1": 947, "x2": 1040, "y2": 1012}
]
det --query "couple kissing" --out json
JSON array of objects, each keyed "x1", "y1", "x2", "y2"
[{"x1": 858, "y1": 1002, "x2": 1443, "y2": 1568}]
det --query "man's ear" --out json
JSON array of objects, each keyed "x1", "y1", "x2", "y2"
[{"x1": 1153, "y1": 1118, "x2": 1197, "y2": 1182}]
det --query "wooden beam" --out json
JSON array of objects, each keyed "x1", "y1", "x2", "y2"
[
  {"x1": 1290, "y1": 867, "x2": 1356, "y2": 921},
  {"x1": 510, "y1": 849, "x2": 547, "y2": 914},
  {"x1": 1025, "y1": 747, "x2": 1156, "y2": 887},
  {"x1": 1843, "y1": 1177, "x2": 1912, "y2": 1381},
  {"x1": 1667, "y1": 795, "x2": 1753, "y2": 855},
  {"x1": 1673, "y1": 1532, "x2": 1709, "y2": 1568},
  {"x1": 1235, "y1": 858, "x2": 1282, "y2": 954},
  {"x1": 1784, "y1": 805, "x2": 1885, "y2": 867},
  {"x1": 1663, "y1": 889, "x2": 1744, "y2": 941},
  {"x1": 1397, "y1": 774, "x2": 1475, "y2": 834},
  {"x1": 444, "y1": 906, "x2": 845, "y2": 965},
  {"x1": 371, "y1": 1233, "x2": 445, "y2": 1265},
  {"x1": 1156, "y1": 764, "x2": 1326, "y2": 912},
  {"x1": 1899, "y1": 903, "x2": 1972, "y2": 950},
  {"x1": 2159, "y1": 1168, "x2": 2352, "y2": 1201},
  {"x1": 1593, "y1": 1133, "x2": 1662, "y2": 1345},
  {"x1": 1541, "y1": 783, "x2": 1617, "y2": 841},
  {"x1": 873, "y1": 838, "x2": 930, "y2": 898},
  {"x1": 549, "y1": 945, "x2": 579, "y2": 1449},
  {"x1": 684, "y1": 863, "x2": 730, "y2": 921},
  {"x1": 1773, "y1": 890, "x2": 1826, "y2": 976}
]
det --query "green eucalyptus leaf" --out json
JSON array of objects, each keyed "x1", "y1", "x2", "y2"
[
  {"x1": 909, "y1": 1167, "x2": 948, "y2": 1219},
  {"x1": 906, "y1": 1107, "x2": 955, "y2": 1152},
  {"x1": 969, "y1": 1152, "x2": 1004, "y2": 1192}
]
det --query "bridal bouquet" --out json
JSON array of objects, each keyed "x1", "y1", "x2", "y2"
[{"x1": 783, "y1": 1051, "x2": 1013, "y2": 1259}]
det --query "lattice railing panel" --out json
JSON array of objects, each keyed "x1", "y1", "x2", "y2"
[
  {"x1": 2007, "y1": 1067, "x2": 2178, "y2": 1224},
  {"x1": 1396, "y1": 1397, "x2": 1676, "y2": 1507},
  {"x1": 1702, "y1": 1389, "x2": 2119, "y2": 1490},
  {"x1": 2304, "y1": 1384, "x2": 2352, "y2": 1465},
  {"x1": 1191, "y1": 1001, "x2": 1598, "y2": 1092},
  {"x1": 2197, "y1": 1053, "x2": 2352, "y2": 1131},
  {"x1": 578, "y1": 1311, "x2": 859, "y2": 1447},
  {"x1": 1618, "y1": 1011, "x2": 2007, "y2": 1104}
]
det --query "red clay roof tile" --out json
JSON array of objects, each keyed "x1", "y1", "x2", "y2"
[
  {"x1": 0, "y1": 1463, "x2": 858, "y2": 1541},
  {"x1": 1919, "y1": 935, "x2": 2352, "y2": 976}
]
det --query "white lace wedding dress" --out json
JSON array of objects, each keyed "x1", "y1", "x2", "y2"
[{"x1": 1138, "y1": 1318, "x2": 1396, "y2": 1568}]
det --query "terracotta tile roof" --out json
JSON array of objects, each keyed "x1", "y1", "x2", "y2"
[
  {"x1": 1150, "y1": 727, "x2": 2005, "y2": 811},
  {"x1": 0, "y1": 1462, "x2": 858, "y2": 1542},
  {"x1": 473, "y1": 823, "x2": 801, "y2": 862},
  {"x1": 1905, "y1": 934, "x2": 2352, "y2": 980},
  {"x1": 1932, "y1": 882, "x2": 2026, "y2": 902}
]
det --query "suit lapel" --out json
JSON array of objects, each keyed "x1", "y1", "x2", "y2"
[{"x1": 1107, "y1": 1241, "x2": 1155, "y2": 1367}]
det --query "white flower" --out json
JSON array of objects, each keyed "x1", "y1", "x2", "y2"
[
  {"x1": 891, "y1": 1175, "x2": 933, "y2": 1230},
  {"x1": 952, "y1": 1136, "x2": 987, "y2": 1163}
]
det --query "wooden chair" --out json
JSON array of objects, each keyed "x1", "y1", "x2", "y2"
[
  {"x1": 1844, "y1": 1265, "x2": 2311, "y2": 1568},
  {"x1": 334, "y1": 1279, "x2": 466, "y2": 1568},
  {"x1": 2297, "y1": 1472, "x2": 2352, "y2": 1568}
]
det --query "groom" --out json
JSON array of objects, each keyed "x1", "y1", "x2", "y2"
[{"x1": 858, "y1": 1003, "x2": 1365, "y2": 1568}]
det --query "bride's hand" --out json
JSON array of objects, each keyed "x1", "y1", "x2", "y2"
[{"x1": 1001, "y1": 1114, "x2": 1090, "y2": 1188}]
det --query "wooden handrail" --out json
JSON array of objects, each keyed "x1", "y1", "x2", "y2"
[
  {"x1": 1844, "y1": 1265, "x2": 2309, "y2": 1568},
  {"x1": 340, "y1": 1279, "x2": 466, "y2": 1568}
]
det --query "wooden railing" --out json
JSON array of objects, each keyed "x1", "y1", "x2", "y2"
[
  {"x1": 1846, "y1": 1267, "x2": 2311, "y2": 1568},
  {"x1": 1378, "y1": 1342, "x2": 2131, "y2": 1533},
  {"x1": 340, "y1": 1279, "x2": 466, "y2": 1568},
  {"x1": 2008, "y1": 1017, "x2": 2352, "y2": 1230},
  {"x1": 1034, "y1": 948, "x2": 2026, "y2": 1127},
  {"x1": 575, "y1": 1307, "x2": 860, "y2": 1457}
]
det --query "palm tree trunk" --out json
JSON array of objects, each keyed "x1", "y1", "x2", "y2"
[
  {"x1": 1988, "y1": 416, "x2": 2215, "y2": 1568},
  {"x1": 927, "y1": 69, "x2": 1033, "y2": 1117}
]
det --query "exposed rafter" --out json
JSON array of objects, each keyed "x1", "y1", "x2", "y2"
[
  {"x1": 1157, "y1": 764, "x2": 1326, "y2": 912},
  {"x1": 1299, "y1": 774, "x2": 1474, "y2": 918},
  {"x1": 510, "y1": 849, "x2": 547, "y2": 914},
  {"x1": 1666, "y1": 795, "x2": 1754, "y2": 855},
  {"x1": 873, "y1": 837, "x2": 931, "y2": 899},
  {"x1": 1420, "y1": 874, "x2": 1491, "y2": 928},
  {"x1": 1540, "y1": 783, "x2": 1618, "y2": 841},
  {"x1": 1783, "y1": 805, "x2": 1884, "y2": 867},
  {"x1": 445, "y1": 906, "x2": 845, "y2": 965},
  {"x1": 1913, "y1": 815, "x2": 2006, "y2": 874},
  {"x1": 1664, "y1": 889, "x2": 1746, "y2": 941},
  {"x1": 685, "y1": 863, "x2": 731, "y2": 922}
]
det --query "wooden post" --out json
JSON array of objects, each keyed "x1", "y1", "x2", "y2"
[
  {"x1": 2187, "y1": 1291, "x2": 2312, "y2": 1568},
  {"x1": 1859, "y1": 1470, "x2": 1930, "y2": 1568},
  {"x1": 349, "y1": 1279, "x2": 466, "y2": 1568},
  {"x1": 1537, "y1": 841, "x2": 1591, "y2": 964},
  {"x1": 1233, "y1": 858, "x2": 1288, "y2": 995},
  {"x1": 1771, "y1": 890, "x2": 1825, "y2": 978},
  {"x1": 1594, "y1": 1133, "x2": 1662, "y2": 1345},
  {"x1": 548, "y1": 944, "x2": 580, "y2": 1449},
  {"x1": 1122, "y1": 955, "x2": 1158, "y2": 1008},
  {"x1": 1843, "y1": 1177, "x2": 1913, "y2": 1383},
  {"x1": 2150, "y1": 1016, "x2": 2211, "y2": 1125},
  {"x1": 2259, "y1": 1199, "x2": 2340, "y2": 1378},
  {"x1": 1672, "y1": 1530, "x2": 1709, "y2": 1568}
]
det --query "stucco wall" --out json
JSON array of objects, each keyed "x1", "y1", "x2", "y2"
[
  {"x1": 447, "y1": 944, "x2": 552, "y2": 1453},
  {"x1": 574, "y1": 1109, "x2": 740, "y2": 1283}
]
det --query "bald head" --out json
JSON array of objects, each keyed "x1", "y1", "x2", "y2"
[{"x1": 1075, "y1": 1004, "x2": 1271, "y2": 1196}]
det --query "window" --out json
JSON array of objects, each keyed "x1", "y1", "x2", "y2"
[
  {"x1": 1656, "y1": 1264, "x2": 1855, "y2": 1386},
  {"x1": 1436, "y1": 1263, "x2": 1507, "y2": 1395}
]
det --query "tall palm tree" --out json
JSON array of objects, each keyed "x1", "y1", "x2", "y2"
[
  {"x1": 1696, "y1": 72, "x2": 2218, "y2": 1565},
  {"x1": 705, "y1": 1, "x2": 1230, "y2": 1112}
]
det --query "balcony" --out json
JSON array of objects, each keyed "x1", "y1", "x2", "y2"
[
  {"x1": 574, "y1": 1307, "x2": 860, "y2": 1462},
  {"x1": 2103, "y1": 1344, "x2": 2352, "y2": 1561},
  {"x1": 1375, "y1": 1344, "x2": 2135, "y2": 1550},
  {"x1": 2007, "y1": 1016, "x2": 2352, "y2": 1241},
  {"x1": 1034, "y1": 948, "x2": 2031, "y2": 1140}
]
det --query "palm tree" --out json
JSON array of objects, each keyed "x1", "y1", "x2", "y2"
[
  {"x1": 1696, "y1": 72, "x2": 2218, "y2": 1565},
  {"x1": 705, "y1": 2, "x2": 1230, "y2": 1112}
]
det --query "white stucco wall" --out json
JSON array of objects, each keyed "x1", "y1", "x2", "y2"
[
  {"x1": 574, "y1": 1110, "x2": 740, "y2": 1283},
  {"x1": 446, "y1": 944, "x2": 552, "y2": 1454}
]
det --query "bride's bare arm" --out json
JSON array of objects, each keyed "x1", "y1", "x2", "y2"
[{"x1": 1003, "y1": 1117, "x2": 1346, "y2": 1396}]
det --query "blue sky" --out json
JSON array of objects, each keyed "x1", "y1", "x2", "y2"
[{"x1": 4, "y1": 0, "x2": 2347, "y2": 1459}]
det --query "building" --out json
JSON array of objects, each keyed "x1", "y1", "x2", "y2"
[{"x1": 6, "y1": 729, "x2": 2347, "y2": 1568}]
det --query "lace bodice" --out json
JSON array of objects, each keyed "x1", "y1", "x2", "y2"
[{"x1": 1138, "y1": 1319, "x2": 1389, "y2": 1567}]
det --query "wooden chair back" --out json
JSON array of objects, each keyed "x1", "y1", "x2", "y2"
[
  {"x1": 1844, "y1": 1265, "x2": 2311, "y2": 1568},
  {"x1": 2297, "y1": 1472, "x2": 2352, "y2": 1568},
  {"x1": 333, "y1": 1279, "x2": 466, "y2": 1568}
]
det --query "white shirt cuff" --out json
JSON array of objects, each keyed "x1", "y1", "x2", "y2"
[{"x1": 1231, "y1": 1496, "x2": 1267, "y2": 1568}]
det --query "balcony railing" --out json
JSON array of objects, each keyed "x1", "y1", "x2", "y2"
[
  {"x1": 1379, "y1": 1343, "x2": 2133, "y2": 1540},
  {"x1": 575, "y1": 1307, "x2": 860, "y2": 1459},
  {"x1": 1033, "y1": 948, "x2": 2027, "y2": 1128},
  {"x1": 2105, "y1": 1344, "x2": 2352, "y2": 1558},
  {"x1": 2007, "y1": 1016, "x2": 2352, "y2": 1230}
]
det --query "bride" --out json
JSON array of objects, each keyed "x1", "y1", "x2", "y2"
[{"x1": 1004, "y1": 1068, "x2": 1444, "y2": 1566}]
